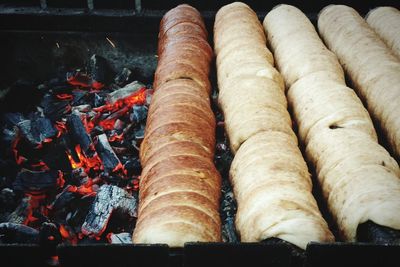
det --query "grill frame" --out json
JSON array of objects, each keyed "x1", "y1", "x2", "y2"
[{"x1": 1, "y1": 1, "x2": 400, "y2": 267}]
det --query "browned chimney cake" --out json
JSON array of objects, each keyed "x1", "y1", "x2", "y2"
[
  {"x1": 132, "y1": 4, "x2": 221, "y2": 247},
  {"x1": 214, "y1": 2, "x2": 333, "y2": 250}
]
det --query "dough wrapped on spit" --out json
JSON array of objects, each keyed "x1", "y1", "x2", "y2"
[
  {"x1": 264, "y1": 4, "x2": 400, "y2": 241},
  {"x1": 366, "y1": 6, "x2": 400, "y2": 59},
  {"x1": 318, "y1": 5, "x2": 400, "y2": 160},
  {"x1": 133, "y1": 4, "x2": 221, "y2": 247},
  {"x1": 215, "y1": 2, "x2": 333, "y2": 249}
]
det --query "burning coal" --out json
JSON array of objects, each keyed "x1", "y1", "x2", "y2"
[{"x1": 0, "y1": 55, "x2": 151, "y2": 248}]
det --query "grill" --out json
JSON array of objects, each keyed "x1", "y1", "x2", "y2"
[{"x1": 1, "y1": 1, "x2": 399, "y2": 267}]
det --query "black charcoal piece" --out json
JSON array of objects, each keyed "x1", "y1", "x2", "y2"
[
  {"x1": 134, "y1": 124, "x2": 145, "y2": 142},
  {"x1": 66, "y1": 195, "x2": 95, "y2": 230},
  {"x1": 130, "y1": 105, "x2": 147, "y2": 124},
  {"x1": 41, "y1": 94, "x2": 71, "y2": 122},
  {"x1": 108, "y1": 232, "x2": 132, "y2": 244},
  {"x1": 39, "y1": 222, "x2": 62, "y2": 248},
  {"x1": 81, "y1": 184, "x2": 137, "y2": 237},
  {"x1": 222, "y1": 217, "x2": 238, "y2": 243},
  {"x1": 41, "y1": 142, "x2": 72, "y2": 172},
  {"x1": 113, "y1": 119, "x2": 125, "y2": 131},
  {"x1": 72, "y1": 104, "x2": 91, "y2": 113},
  {"x1": 50, "y1": 186, "x2": 78, "y2": 221},
  {"x1": 1, "y1": 128, "x2": 19, "y2": 154},
  {"x1": 13, "y1": 169, "x2": 60, "y2": 193},
  {"x1": 71, "y1": 90, "x2": 88, "y2": 106},
  {"x1": 357, "y1": 220, "x2": 400, "y2": 245},
  {"x1": 114, "y1": 68, "x2": 134, "y2": 87},
  {"x1": 94, "y1": 93, "x2": 105, "y2": 107},
  {"x1": 0, "y1": 188, "x2": 17, "y2": 214},
  {"x1": 2, "y1": 112, "x2": 25, "y2": 127},
  {"x1": 66, "y1": 69, "x2": 91, "y2": 88},
  {"x1": 17, "y1": 117, "x2": 58, "y2": 147},
  {"x1": 95, "y1": 134, "x2": 121, "y2": 173},
  {"x1": 106, "y1": 81, "x2": 145, "y2": 104},
  {"x1": 7, "y1": 196, "x2": 31, "y2": 224},
  {"x1": 67, "y1": 110, "x2": 94, "y2": 157},
  {"x1": 89, "y1": 55, "x2": 112, "y2": 89},
  {"x1": 0, "y1": 222, "x2": 39, "y2": 244},
  {"x1": 50, "y1": 84, "x2": 72, "y2": 95},
  {"x1": 60, "y1": 133, "x2": 80, "y2": 163},
  {"x1": 123, "y1": 158, "x2": 141, "y2": 176}
]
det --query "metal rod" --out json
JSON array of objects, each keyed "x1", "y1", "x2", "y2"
[
  {"x1": 87, "y1": 0, "x2": 94, "y2": 10},
  {"x1": 40, "y1": 0, "x2": 47, "y2": 9},
  {"x1": 135, "y1": 0, "x2": 142, "y2": 13}
]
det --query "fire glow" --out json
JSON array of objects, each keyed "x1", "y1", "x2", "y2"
[{"x1": 2, "y1": 59, "x2": 147, "y2": 247}]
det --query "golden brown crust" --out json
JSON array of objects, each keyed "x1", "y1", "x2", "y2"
[
  {"x1": 133, "y1": 5, "x2": 220, "y2": 246},
  {"x1": 154, "y1": 62, "x2": 211, "y2": 94}
]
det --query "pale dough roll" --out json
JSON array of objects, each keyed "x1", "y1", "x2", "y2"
[
  {"x1": 217, "y1": 61, "x2": 284, "y2": 91},
  {"x1": 216, "y1": 43, "x2": 274, "y2": 72},
  {"x1": 366, "y1": 7, "x2": 400, "y2": 59},
  {"x1": 318, "y1": 5, "x2": 400, "y2": 159},
  {"x1": 231, "y1": 132, "x2": 334, "y2": 249},
  {"x1": 263, "y1": 5, "x2": 345, "y2": 87},
  {"x1": 218, "y1": 75, "x2": 287, "y2": 112},
  {"x1": 288, "y1": 72, "x2": 376, "y2": 143},
  {"x1": 265, "y1": 4, "x2": 400, "y2": 242}
]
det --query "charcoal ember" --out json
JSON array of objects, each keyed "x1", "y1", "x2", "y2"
[
  {"x1": 17, "y1": 117, "x2": 58, "y2": 147},
  {"x1": 108, "y1": 232, "x2": 132, "y2": 244},
  {"x1": 215, "y1": 142, "x2": 233, "y2": 175},
  {"x1": 39, "y1": 222, "x2": 62, "y2": 247},
  {"x1": 81, "y1": 185, "x2": 137, "y2": 237},
  {"x1": 71, "y1": 90, "x2": 89, "y2": 106},
  {"x1": 7, "y1": 196, "x2": 31, "y2": 224},
  {"x1": 134, "y1": 124, "x2": 145, "y2": 144},
  {"x1": 95, "y1": 134, "x2": 121, "y2": 173},
  {"x1": 13, "y1": 169, "x2": 61, "y2": 193},
  {"x1": 60, "y1": 133, "x2": 80, "y2": 163},
  {"x1": 130, "y1": 105, "x2": 147, "y2": 124},
  {"x1": 67, "y1": 110, "x2": 94, "y2": 157},
  {"x1": 50, "y1": 186, "x2": 78, "y2": 220},
  {"x1": 89, "y1": 55, "x2": 113, "y2": 89},
  {"x1": 99, "y1": 107, "x2": 129, "y2": 131},
  {"x1": 106, "y1": 81, "x2": 145, "y2": 105},
  {"x1": 123, "y1": 158, "x2": 141, "y2": 176},
  {"x1": 222, "y1": 217, "x2": 238, "y2": 243},
  {"x1": 0, "y1": 188, "x2": 17, "y2": 214},
  {"x1": 1, "y1": 112, "x2": 25, "y2": 127},
  {"x1": 41, "y1": 94, "x2": 71, "y2": 121},
  {"x1": 72, "y1": 104, "x2": 91, "y2": 113},
  {"x1": 71, "y1": 167, "x2": 88, "y2": 181},
  {"x1": 111, "y1": 146, "x2": 128, "y2": 155},
  {"x1": 145, "y1": 89, "x2": 153, "y2": 105},
  {"x1": 41, "y1": 142, "x2": 72, "y2": 172},
  {"x1": 0, "y1": 223, "x2": 39, "y2": 244},
  {"x1": 114, "y1": 68, "x2": 135, "y2": 87},
  {"x1": 66, "y1": 69, "x2": 91, "y2": 88},
  {"x1": 66, "y1": 194, "x2": 95, "y2": 231},
  {"x1": 1, "y1": 128, "x2": 18, "y2": 153},
  {"x1": 357, "y1": 221, "x2": 400, "y2": 245},
  {"x1": 94, "y1": 93, "x2": 106, "y2": 107},
  {"x1": 102, "y1": 175, "x2": 124, "y2": 185},
  {"x1": 113, "y1": 119, "x2": 125, "y2": 131},
  {"x1": 49, "y1": 84, "x2": 72, "y2": 95}
]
